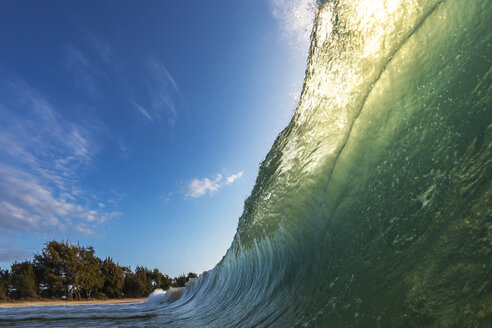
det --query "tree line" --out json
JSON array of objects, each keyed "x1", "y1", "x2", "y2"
[{"x1": 0, "y1": 240, "x2": 198, "y2": 301}]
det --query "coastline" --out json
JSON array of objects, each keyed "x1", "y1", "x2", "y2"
[{"x1": 0, "y1": 298, "x2": 146, "y2": 307}]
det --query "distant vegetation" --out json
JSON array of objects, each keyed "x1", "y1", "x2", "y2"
[{"x1": 0, "y1": 240, "x2": 198, "y2": 301}]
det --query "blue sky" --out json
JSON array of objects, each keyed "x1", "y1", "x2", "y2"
[{"x1": 0, "y1": 0, "x2": 315, "y2": 277}]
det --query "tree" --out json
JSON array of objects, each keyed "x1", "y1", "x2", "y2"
[
  {"x1": 33, "y1": 240, "x2": 71, "y2": 298},
  {"x1": 0, "y1": 268, "x2": 10, "y2": 300},
  {"x1": 101, "y1": 257, "x2": 124, "y2": 298},
  {"x1": 152, "y1": 268, "x2": 172, "y2": 290},
  {"x1": 134, "y1": 266, "x2": 153, "y2": 296},
  {"x1": 173, "y1": 274, "x2": 186, "y2": 287},
  {"x1": 78, "y1": 246, "x2": 104, "y2": 299},
  {"x1": 173, "y1": 272, "x2": 198, "y2": 287},
  {"x1": 122, "y1": 267, "x2": 138, "y2": 297},
  {"x1": 123, "y1": 266, "x2": 154, "y2": 297},
  {"x1": 10, "y1": 261, "x2": 37, "y2": 299},
  {"x1": 3, "y1": 240, "x2": 195, "y2": 301},
  {"x1": 33, "y1": 240, "x2": 103, "y2": 300},
  {"x1": 64, "y1": 244, "x2": 82, "y2": 300}
]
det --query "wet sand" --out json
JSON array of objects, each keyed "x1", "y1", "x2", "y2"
[{"x1": 0, "y1": 298, "x2": 146, "y2": 307}]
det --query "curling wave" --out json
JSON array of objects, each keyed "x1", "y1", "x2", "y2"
[{"x1": 168, "y1": 0, "x2": 492, "y2": 326}]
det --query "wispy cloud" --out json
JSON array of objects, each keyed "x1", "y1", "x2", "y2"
[
  {"x1": 118, "y1": 140, "x2": 129, "y2": 158},
  {"x1": 86, "y1": 34, "x2": 112, "y2": 64},
  {"x1": 145, "y1": 59, "x2": 182, "y2": 127},
  {"x1": 0, "y1": 81, "x2": 119, "y2": 238},
  {"x1": 149, "y1": 60, "x2": 181, "y2": 97},
  {"x1": 186, "y1": 171, "x2": 244, "y2": 198},
  {"x1": 76, "y1": 223, "x2": 95, "y2": 236},
  {"x1": 132, "y1": 101, "x2": 153, "y2": 122},
  {"x1": 270, "y1": 0, "x2": 318, "y2": 45},
  {"x1": 0, "y1": 236, "x2": 32, "y2": 262},
  {"x1": 64, "y1": 46, "x2": 105, "y2": 96}
]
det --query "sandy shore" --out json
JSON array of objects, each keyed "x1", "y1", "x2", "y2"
[{"x1": 0, "y1": 298, "x2": 146, "y2": 307}]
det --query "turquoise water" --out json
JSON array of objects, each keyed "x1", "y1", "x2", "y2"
[{"x1": 1, "y1": 0, "x2": 491, "y2": 326}]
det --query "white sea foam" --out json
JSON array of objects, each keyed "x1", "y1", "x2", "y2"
[{"x1": 145, "y1": 287, "x2": 184, "y2": 305}]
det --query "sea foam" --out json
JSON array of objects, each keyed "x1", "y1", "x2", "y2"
[{"x1": 145, "y1": 288, "x2": 184, "y2": 305}]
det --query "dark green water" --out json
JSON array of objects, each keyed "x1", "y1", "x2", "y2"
[{"x1": 1, "y1": 0, "x2": 490, "y2": 326}]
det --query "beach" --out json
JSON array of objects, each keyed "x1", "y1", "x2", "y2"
[{"x1": 0, "y1": 298, "x2": 146, "y2": 307}]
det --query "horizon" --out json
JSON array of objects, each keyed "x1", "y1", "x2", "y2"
[{"x1": 0, "y1": 0, "x2": 316, "y2": 277}]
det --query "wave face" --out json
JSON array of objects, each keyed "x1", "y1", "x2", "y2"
[
  {"x1": 1, "y1": 0, "x2": 490, "y2": 327},
  {"x1": 172, "y1": 0, "x2": 492, "y2": 326}
]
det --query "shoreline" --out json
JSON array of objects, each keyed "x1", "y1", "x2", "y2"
[{"x1": 0, "y1": 298, "x2": 146, "y2": 307}]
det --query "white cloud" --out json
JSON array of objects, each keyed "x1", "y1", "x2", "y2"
[
  {"x1": 186, "y1": 174, "x2": 222, "y2": 198},
  {"x1": 0, "y1": 81, "x2": 119, "y2": 236},
  {"x1": 186, "y1": 171, "x2": 244, "y2": 198},
  {"x1": 270, "y1": 0, "x2": 318, "y2": 45},
  {"x1": 226, "y1": 171, "x2": 244, "y2": 184}
]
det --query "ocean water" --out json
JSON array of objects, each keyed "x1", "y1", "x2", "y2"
[{"x1": 1, "y1": 0, "x2": 491, "y2": 326}]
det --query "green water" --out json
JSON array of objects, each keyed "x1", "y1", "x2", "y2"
[{"x1": 225, "y1": 0, "x2": 492, "y2": 325}]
